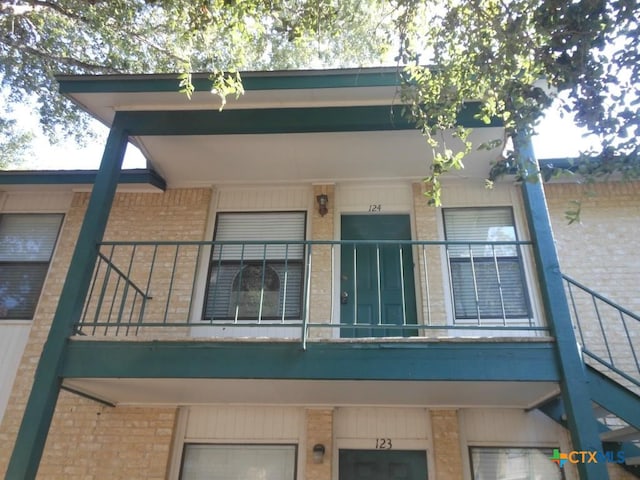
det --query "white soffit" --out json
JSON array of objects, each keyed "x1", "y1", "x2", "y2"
[{"x1": 135, "y1": 127, "x2": 504, "y2": 187}]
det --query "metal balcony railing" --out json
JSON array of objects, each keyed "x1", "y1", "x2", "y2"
[
  {"x1": 563, "y1": 274, "x2": 640, "y2": 389},
  {"x1": 76, "y1": 240, "x2": 547, "y2": 344}
]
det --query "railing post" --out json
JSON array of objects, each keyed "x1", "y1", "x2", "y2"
[
  {"x1": 517, "y1": 135, "x2": 609, "y2": 479},
  {"x1": 6, "y1": 114, "x2": 129, "y2": 480}
]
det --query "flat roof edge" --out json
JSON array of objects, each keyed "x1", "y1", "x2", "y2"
[
  {"x1": 0, "y1": 169, "x2": 167, "y2": 190},
  {"x1": 56, "y1": 67, "x2": 403, "y2": 94}
]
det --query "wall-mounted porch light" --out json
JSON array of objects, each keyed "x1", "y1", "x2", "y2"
[
  {"x1": 316, "y1": 194, "x2": 329, "y2": 217},
  {"x1": 312, "y1": 443, "x2": 326, "y2": 464}
]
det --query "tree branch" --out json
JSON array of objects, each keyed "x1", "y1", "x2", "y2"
[{"x1": 2, "y1": 37, "x2": 121, "y2": 73}]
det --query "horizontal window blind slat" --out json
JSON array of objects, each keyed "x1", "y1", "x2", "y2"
[
  {"x1": 213, "y1": 212, "x2": 306, "y2": 260},
  {"x1": 0, "y1": 214, "x2": 63, "y2": 261}
]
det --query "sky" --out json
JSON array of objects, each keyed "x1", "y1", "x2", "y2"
[{"x1": 12, "y1": 98, "x2": 598, "y2": 171}]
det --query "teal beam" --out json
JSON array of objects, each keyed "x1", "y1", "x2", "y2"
[
  {"x1": 107, "y1": 104, "x2": 500, "y2": 136},
  {"x1": 5, "y1": 114, "x2": 129, "y2": 480},
  {"x1": 62, "y1": 340, "x2": 560, "y2": 382},
  {"x1": 517, "y1": 136, "x2": 609, "y2": 479},
  {"x1": 0, "y1": 168, "x2": 166, "y2": 190},
  {"x1": 586, "y1": 366, "x2": 640, "y2": 430},
  {"x1": 57, "y1": 69, "x2": 402, "y2": 93}
]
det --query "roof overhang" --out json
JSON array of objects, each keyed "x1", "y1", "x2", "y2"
[{"x1": 56, "y1": 68, "x2": 505, "y2": 187}]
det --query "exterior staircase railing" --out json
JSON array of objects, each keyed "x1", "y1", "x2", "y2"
[{"x1": 563, "y1": 274, "x2": 640, "y2": 390}]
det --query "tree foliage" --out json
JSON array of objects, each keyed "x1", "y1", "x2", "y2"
[
  {"x1": 0, "y1": 116, "x2": 32, "y2": 169},
  {"x1": 0, "y1": 0, "x2": 638, "y2": 200},
  {"x1": 1, "y1": 0, "x2": 394, "y2": 144},
  {"x1": 393, "y1": 0, "x2": 639, "y2": 207}
]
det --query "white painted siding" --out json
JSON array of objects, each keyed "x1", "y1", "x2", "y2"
[
  {"x1": 335, "y1": 407, "x2": 429, "y2": 439},
  {"x1": 337, "y1": 182, "x2": 413, "y2": 213},
  {"x1": 461, "y1": 408, "x2": 569, "y2": 445},
  {"x1": 460, "y1": 409, "x2": 575, "y2": 480},
  {"x1": 440, "y1": 181, "x2": 516, "y2": 208},
  {"x1": 216, "y1": 185, "x2": 312, "y2": 211},
  {"x1": 1, "y1": 191, "x2": 72, "y2": 212},
  {"x1": 185, "y1": 406, "x2": 303, "y2": 441},
  {"x1": 0, "y1": 323, "x2": 31, "y2": 423}
]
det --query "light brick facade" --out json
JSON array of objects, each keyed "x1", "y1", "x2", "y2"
[
  {"x1": 430, "y1": 410, "x2": 464, "y2": 480},
  {"x1": 1, "y1": 179, "x2": 638, "y2": 479},
  {"x1": 305, "y1": 409, "x2": 334, "y2": 480},
  {"x1": 0, "y1": 188, "x2": 211, "y2": 478}
]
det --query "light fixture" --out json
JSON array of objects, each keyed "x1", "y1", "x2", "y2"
[
  {"x1": 312, "y1": 443, "x2": 326, "y2": 464},
  {"x1": 316, "y1": 194, "x2": 329, "y2": 217}
]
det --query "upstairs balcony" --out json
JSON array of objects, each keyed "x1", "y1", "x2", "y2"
[{"x1": 75, "y1": 238, "x2": 547, "y2": 345}]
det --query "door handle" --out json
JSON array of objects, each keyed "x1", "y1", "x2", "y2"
[{"x1": 341, "y1": 291, "x2": 349, "y2": 304}]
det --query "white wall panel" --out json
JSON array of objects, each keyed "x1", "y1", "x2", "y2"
[
  {"x1": 337, "y1": 183, "x2": 413, "y2": 213},
  {"x1": 185, "y1": 406, "x2": 303, "y2": 441},
  {"x1": 1, "y1": 192, "x2": 72, "y2": 212},
  {"x1": 216, "y1": 186, "x2": 312, "y2": 211},
  {"x1": 335, "y1": 407, "x2": 429, "y2": 439},
  {"x1": 0, "y1": 323, "x2": 31, "y2": 423},
  {"x1": 462, "y1": 408, "x2": 566, "y2": 444},
  {"x1": 440, "y1": 181, "x2": 516, "y2": 207}
]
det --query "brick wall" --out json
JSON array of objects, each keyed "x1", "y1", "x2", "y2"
[
  {"x1": 305, "y1": 409, "x2": 333, "y2": 480},
  {"x1": 412, "y1": 182, "x2": 448, "y2": 329},
  {"x1": 0, "y1": 188, "x2": 211, "y2": 478},
  {"x1": 546, "y1": 181, "x2": 640, "y2": 312},
  {"x1": 546, "y1": 181, "x2": 640, "y2": 388},
  {"x1": 309, "y1": 185, "x2": 335, "y2": 339},
  {"x1": 430, "y1": 409, "x2": 464, "y2": 480}
]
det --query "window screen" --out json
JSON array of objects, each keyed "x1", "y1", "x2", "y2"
[
  {"x1": 203, "y1": 212, "x2": 306, "y2": 320},
  {"x1": 0, "y1": 214, "x2": 64, "y2": 319},
  {"x1": 443, "y1": 208, "x2": 530, "y2": 321},
  {"x1": 180, "y1": 444, "x2": 297, "y2": 480},
  {"x1": 470, "y1": 447, "x2": 563, "y2": 480}
]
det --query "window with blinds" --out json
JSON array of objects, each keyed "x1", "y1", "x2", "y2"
[
  {"x1": 180, "y1": 444, "x2": 297, "y2": 480},
  {"x1": 0, "y1": 214, "x2": 64, "y2": 320},
  {"x1": 443, "y1": 208, "x2": 530, "y2": 321},
  {"x1": 203, "y1": 212, "x2": 306, "y2": 320},
  {"x1": 470, "y1": 447, "x2": 563, "y2": 480}
]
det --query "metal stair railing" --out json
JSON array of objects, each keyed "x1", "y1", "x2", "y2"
[{"x1": 563, "y1": 274, "x2": 640, "y2": 390}]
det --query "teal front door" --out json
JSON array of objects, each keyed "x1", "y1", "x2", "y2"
[
  {"x1": 339, "y1": 450, "x2": 428, "y2": 480},
  {"x1": 340, "y1": 215, "x2": 417, "y2": 337}
]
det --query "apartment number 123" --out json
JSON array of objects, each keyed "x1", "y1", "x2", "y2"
[{"x1": 375, "y1": 438, "x2": 392, "y2": 449}]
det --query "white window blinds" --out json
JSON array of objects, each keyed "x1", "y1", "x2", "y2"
[
  {"x1": 443, "y1": 208, "x2": 530, "y2": 321},
  {"x1": 180, "y1": 444, "x2": 297, "y2": 480},
  {"x1": 470, "y1": 447, "x2": 563, "y2": 480},
  {"x1": 0, "y1": 214, "x2": 64, "y2": 319},
  {"x1": 204, "y1": 212, "x2": 306, "y2": 320}
]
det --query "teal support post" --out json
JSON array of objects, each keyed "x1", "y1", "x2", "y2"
[
  {"x1": 517, "y1": 136, "x2": 609, "y2": 479},
  {"x1": 5, "y1": 114, "x2": 129, "y2": 480}
]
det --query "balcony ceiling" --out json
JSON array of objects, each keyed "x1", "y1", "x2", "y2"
[
  {"x1": 58, "y1": 70, "x2": 505, "y2": 187},
  {"x1": 63, "y1": 377, "x2": 559, "y2": 410},
  {"x1": 134, "y1": 128, "x2": 503, "y2": 187}
]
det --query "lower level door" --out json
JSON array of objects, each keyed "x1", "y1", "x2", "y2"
[{"x1": 339, "y1": 449, "x2": 428, "y2": 480}]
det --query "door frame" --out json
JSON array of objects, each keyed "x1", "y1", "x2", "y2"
[{"x1": 338, "y1": 213, "x2": 418, "y2": 337}]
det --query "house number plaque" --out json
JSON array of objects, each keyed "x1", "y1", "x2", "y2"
[
  {"x1": 368, "y1": 204, "x2": 382, "y2": 212},
  {"x1": 375, "y1": 438, "x2": 393, "y2": 449}
]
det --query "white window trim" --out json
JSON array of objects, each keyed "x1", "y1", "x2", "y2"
[
  {"x1": 189, "y1": 186, "x2": 313, "y2": 338},
  {"x1": 435, "y1": 190, "x2": 546, "y2": 336}
]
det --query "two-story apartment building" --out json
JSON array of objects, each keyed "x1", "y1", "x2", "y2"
[{"x1": 0, "y1": 68, "x2": 638, "y2": 480}]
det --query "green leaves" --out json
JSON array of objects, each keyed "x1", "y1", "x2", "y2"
[{"x1": 394, "y1": 0, "x2": 638, "y2": 209}]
